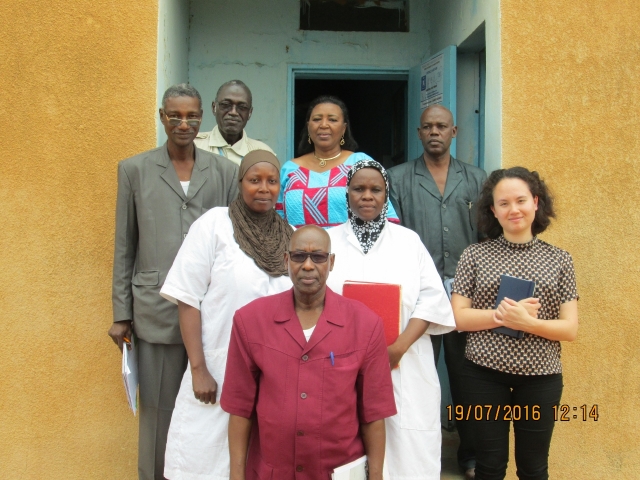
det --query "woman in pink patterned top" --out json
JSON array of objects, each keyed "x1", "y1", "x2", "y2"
[{"x1": 277, "y1": 95, "x2": 399, "y2": 228}]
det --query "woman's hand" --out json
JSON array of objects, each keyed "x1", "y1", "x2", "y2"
[
  {"x1": 191, "y1": 364, "x2": 218, "y2": 404},
  {"x1": 494, "y1": 297, "x2": 537, "y2": 330},
  {"x1": 178, "y1": 300, "x2": 217, "y2": 403},
  {"x1": 387, "y1": 341, "x2": 407, "y2": 369},
  {"x1": 387, "y1": 318, "x2": 431, "y2": 369},
  {"x1": 519, "y1": 297, "x2": 541, "y2": 318}
]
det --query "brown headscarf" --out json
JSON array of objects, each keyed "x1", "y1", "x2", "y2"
[{"x1": 229, "y1": 150, "x2": 293, "y2": 277}]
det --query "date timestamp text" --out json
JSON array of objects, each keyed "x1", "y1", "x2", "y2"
[
  {"x1": 447, "y1": 404, "x2": 541, "y2": 421},
  {"x1": 553, "y1": 404, "x2": 599, "y2": 421}
]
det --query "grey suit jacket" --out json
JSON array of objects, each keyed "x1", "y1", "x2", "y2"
[
  {"x1": 112, "y1": 144, "x2": 239, "y2": 344},
  {"x1": 388, "y1": 156, "x2": 487, "y2": 280}
]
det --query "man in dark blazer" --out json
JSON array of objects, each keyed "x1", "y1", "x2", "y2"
[
  {"x1": 388, "y1": 105, "x2": 486, "y2": 480},
  {"x1": 108, "y1": 83, "x2": 238, "y2": 479}
]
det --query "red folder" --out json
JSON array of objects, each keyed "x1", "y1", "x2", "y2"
[{"x1": 342, "y1": 281, "x2": 402, "y2": 347}]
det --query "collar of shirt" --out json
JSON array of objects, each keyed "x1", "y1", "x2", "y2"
[
  {"x1": 414, "y1": 155, "x2": 465, "y2": 203},
  {"x1": 273, "y1": 287, "x2": 346, "y2": 354},
  {"x1": 157, "y1": 142, "x2": 210, "y2": 201},
  {"x1": 208, "y1": 125, "x2": 249, "y2": 156}
]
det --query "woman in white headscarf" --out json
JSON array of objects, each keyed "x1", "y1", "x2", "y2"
[{"x1": 326, "y1": 159, "x2": 456, "y2": 480}]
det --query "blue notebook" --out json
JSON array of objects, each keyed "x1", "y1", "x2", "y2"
[{"x1": 493, "y1": 275, "x2": 535, "y2": 339}]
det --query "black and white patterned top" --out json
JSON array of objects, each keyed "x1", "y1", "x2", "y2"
[
  {"x1": 452, "y1": 235, "x2": 579, "y2": 375},
  {"x1": 346, "y1": 159, "x2": 390, "y2": 254}
]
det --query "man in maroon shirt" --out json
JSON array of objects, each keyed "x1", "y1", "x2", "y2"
[{"x1": 221, "y1": 225, "x2": 396, "y2": 480}]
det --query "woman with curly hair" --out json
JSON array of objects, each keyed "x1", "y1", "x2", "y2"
[{"x1": 451, "y1": 167, "x2": 579, "y2": 480}]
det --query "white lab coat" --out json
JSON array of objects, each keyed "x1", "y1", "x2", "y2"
[
  {"x1": 160, "y1": 207, "x2": 292, "y2": 480},
  {"x1": 327, "y1": 221, "x2": 455, "y2": 480}
]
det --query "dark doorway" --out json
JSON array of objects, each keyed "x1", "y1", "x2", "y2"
[{"x1": 294, "y1": 79, "x2": 408, "y2": 169}]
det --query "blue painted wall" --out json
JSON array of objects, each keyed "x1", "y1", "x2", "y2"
[
  {"x1": 156, "y1": 1, "x2": 501, "y2": 168},
  {"x1": 428, "y1": 0, "x2": 501, "y2": 172},
  {"x1": 156, "y1": 0, "x2": 190, "y2": 145},
  {"x1": 187, "y1": 0, "x2": 431, "y2": 160}
]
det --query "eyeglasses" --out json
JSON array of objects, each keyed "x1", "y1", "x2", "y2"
[
  {"x1": 163, "y1": 113, "x2": 202, "y2": 127},
  {"x1": 217, "y1": 101, "x2": 251, "y2": 114},
  {"x1": 288, "y1": 251, "x2": 331, "y2": 264}
]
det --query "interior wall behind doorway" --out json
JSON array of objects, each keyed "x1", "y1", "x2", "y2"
[
  {"x1": 295, "y1": 80, "x2": 407, "y2": 167},
  {"x1": 187, "y1": 0, "x2": 431, "y2": 160}
]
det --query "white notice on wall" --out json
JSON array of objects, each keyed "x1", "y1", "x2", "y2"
[{"x1": 420, "y1": 53, "x2": 444, "y2": 109}]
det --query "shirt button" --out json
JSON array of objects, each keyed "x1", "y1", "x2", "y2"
[
  {"x1": 181, "y1": 204, "x2": 187, "y2": 210},
  {"x1": 183, "y1": 233, "x2": 187, "y2": 239},
  {"x1": 297, "y1": 430, "x2": 304, "y2": 436},
  {"x1": 300, "y1": 393, "x2": 307, "y2": 399},
  {"x1": 444, "y1": 252, "x2": 450, "y2": 257},
  {"x1": 443, "y1": 227, "x2": 449, "y2": 232},
  {"x1": 442, "y1": 203, "x2": 447, "y2": 209},
  {"x1": 302, "y1": 355, "x2": 309, "y2": 361},
  {"x1": 296, "y1": 465, "x2": 304, "y2": 472}
]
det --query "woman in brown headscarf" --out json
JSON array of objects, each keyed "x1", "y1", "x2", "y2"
[{"x1": 159, "y1": 150, "x2": 293, "y2": 479}]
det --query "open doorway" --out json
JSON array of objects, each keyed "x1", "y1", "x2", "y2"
[
  {"x1": 456, "y1": 22, "x2": 487, "y2": 169},
  {"x1": 290, "y1": 67, "x2": 408, "y2": 168},
  {"x1": 293, "y1": 78, "x2": 408, "y2": 168}
]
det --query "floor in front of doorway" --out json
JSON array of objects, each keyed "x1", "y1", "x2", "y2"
[{"x1": 441, "y1": 428, "x2": 466, "y2": 479}]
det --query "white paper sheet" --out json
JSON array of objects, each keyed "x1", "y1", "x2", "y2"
[
  {"x1": 331, "y1": 455, "x2": 367, "y2": 480},
  {"x1": 122, "y1": 341, "x2": 138, "y2": 416}
]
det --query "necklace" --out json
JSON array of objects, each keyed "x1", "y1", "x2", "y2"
[{"x1": 313, "y1": 150, "x2": 342, "y2": 167}]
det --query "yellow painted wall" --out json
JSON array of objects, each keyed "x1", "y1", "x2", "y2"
[
  {"x1": 501, "y1": 1, "x2": 640, "y2": 478},
  {"x1": 0, "y1": 1, "x2": 157, "y2": 477}
]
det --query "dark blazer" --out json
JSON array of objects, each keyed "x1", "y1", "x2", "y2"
[
  {"x1": 112, "y1": 144, "x2": 238, "y2": 344},
  {"x1": 388, "y1": 156, "x2": 487, "y2": 280}
]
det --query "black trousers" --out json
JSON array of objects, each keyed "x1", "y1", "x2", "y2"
[{"x1": 460, "y1": 360, "x2": 563, "y2": 480}]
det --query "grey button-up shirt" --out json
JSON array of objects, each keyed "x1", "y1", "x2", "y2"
[{"x1": 388, "y1": 156, "x2": 487, "y2": 280}]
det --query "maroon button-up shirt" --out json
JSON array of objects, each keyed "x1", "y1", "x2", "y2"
[{"x1": 221, "y1": 288, "x2": 396, "y2": 480}]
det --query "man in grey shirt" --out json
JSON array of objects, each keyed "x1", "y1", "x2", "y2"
[
  {"x1": 388, "y1": 104, "x2": 486, "y2": 480},
  {"x1": 108, "y1": 84, "x2": 238, "y2": 479}
]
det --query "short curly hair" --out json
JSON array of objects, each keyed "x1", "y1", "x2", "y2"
[
  {"x1": 215, "y1": 79, "x2": 252, "y2": 105},
  {"x1": 477, "y1": 167, "x2": 556, "y2": 239},
  {"x1": 162, "y1": 83, "x2": 202, "y2": 110}
]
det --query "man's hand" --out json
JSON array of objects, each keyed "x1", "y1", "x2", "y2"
[
  {"x1": 229, "y1": 415, "x2": 252, "y2": 480},
  {"x1": 191, "y1": 364, "x2": 218, "y2": 404},
  {"x1": 108, "y1": 320, "x2": 132, "y2": 352},
  {"x1": 361, "y1": 419, "x2": 386, "y2": 480}
]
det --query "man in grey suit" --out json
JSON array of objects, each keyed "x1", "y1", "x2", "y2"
[
  {"x1": 108, "y1": 83, "x2": 238, "y2": 479},
  {"x1": 388, "y1": 105, "x2": 486, "y2": 480}
]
